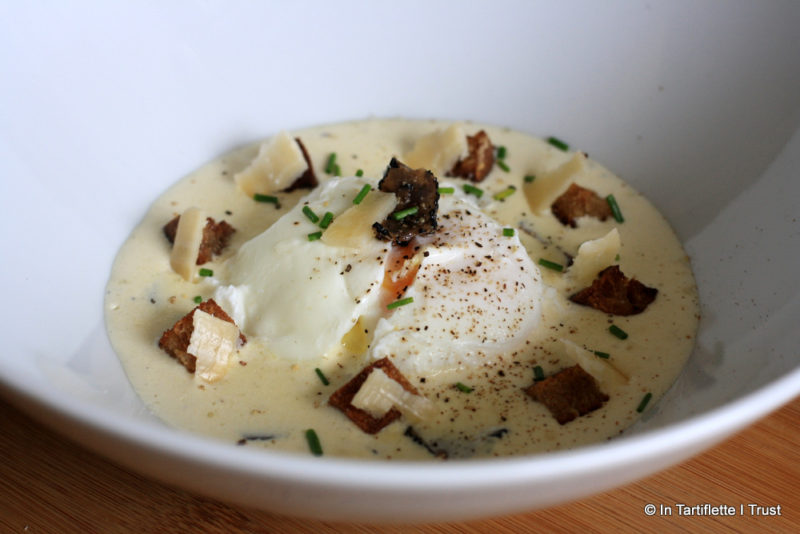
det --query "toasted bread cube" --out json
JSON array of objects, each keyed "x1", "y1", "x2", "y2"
[
  {"x1": 448, "y1": 130, "x2": 495, "y2": 182},
  {"x1": 570, "y1": 265, "x2": 658, "y2": 316},
  {"x1": 524, "y1": 364, "x2": 609, "y2": 425},
  {"x1": 158, "y1": 299, "x2": 246, "y2": 379},
  {"x1": 164, "y1": 214, "x2": 235, "y2": 266},
  {"x1": 328, "y1": 357, "x2": 426, "y2": 434}
]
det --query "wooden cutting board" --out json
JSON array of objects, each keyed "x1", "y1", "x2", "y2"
[{"x1": 0, "y1": 395, "x2": 797, "y2": 533}]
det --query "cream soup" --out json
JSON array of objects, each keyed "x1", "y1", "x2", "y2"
[{"x1": 104, "y1": 119, "x2": 699, "y2": 460}]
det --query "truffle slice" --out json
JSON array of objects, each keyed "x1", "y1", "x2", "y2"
[
  {"x1": 163, "y1": 216, "x2": 235, "y2": 265},
  {"x1": 569, "y1": 265, "x2": 658, "y2": 316},
  {"x1": 448, "y1": 130, "x2": 495, "y2": 182},
  {"x1": 157, "y1": 299, "x2": 246, "y2": 373},
  {"x1": 550, "y1": 183, "x2": 612, "y2": 228},
  {"x1": 373, "y1": 158, "x2": 439, "y2": 246},
  {"x1": 328, "y1": 357, "x2": 420, "y2": 434},
  {"x1": 283, "y1": 137, "x2": 318, "y2": 191},
  {"x1": 524, "y1": 364, "x2": 608, "y2": 425}
]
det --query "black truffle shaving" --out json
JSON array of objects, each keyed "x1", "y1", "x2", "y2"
[
  {"x1": 373, "y1": 158, "x2": 439, "y2": 246},
  {"x1": 404, "y1": 426, "x2": 448, "y2": 459},
  {"x1": 486, "y1": 428, "x2": 509, "y2": 439}
]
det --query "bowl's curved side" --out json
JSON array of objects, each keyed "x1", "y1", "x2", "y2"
[{"x1": 2, "y1": 364, "x2": 799, "y2": 523}]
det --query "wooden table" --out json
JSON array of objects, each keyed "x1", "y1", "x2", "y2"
[{"x1": 1, "y1": 396, "x2": 797, "y2": 533}]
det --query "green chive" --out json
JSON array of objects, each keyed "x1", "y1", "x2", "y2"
[
  {"x1": 391, "y1": 206, "x2": 419, "y2": 220},
  {"x1": 302, "y1": 205, "x2": 319, "y2": 223},
  {"x1": 463, "y1": 184, "x2": 484, "y2": 198},
  {"x1": 387, "y1": 296, "x2": 414, "y2": 310},
  {"x1": 332, "y1": 163, "x2": 341, "y2": 177},
  {"x1": 319, "y1": 211, "x2": 334, "y2": 229},
  {"x1": 547, "y1": 136, "x2": 570, "y2": 151},
  {"x1": 455, "y1": 382, "x2": 473, "y2": 393},
  {"x1": 355, "y1": 169, "x2": 364, "y2": 177},
  {"x1": 636, "y1": 392, "x2": 653, "y2": 413},
  {"x1": 609, "y1": 324, "x2": 628, "y2": 340},
  {"x1": 193, "y1": 295, "x2": 203, "y2": 304},
  {"x1": 198, "y1": 268, "x2": 214, "y2": 277},
  {"x1": 503, "y1": 228, "x2": 515, "y2": 237},
  {"x1": 353, "y1": 184, "x2": 371, "y2": 204},
  {"x1": 593, "y1": 350, "x2": 610, "y2": 359},
  {"x1": 314, "y1": 368, "x2": 330, "y2": 386},
  {"x1": 305, "y1": 429, "x2": 323, "y2": 456},
  {"x1": 615, "y1": 253, "x2": 621, "y2": 262},
  {"x1": 497, "y1": 146, "x2": 507, "y2": 159},
  {"x1": 253, "y1": 193, "x2": 279, "y2": 205},
  {"x1": 538, "y1": 258, "x2": 564, "y2": 272},
  {"x1": 533, "y1": 365, "x2": 545, "y2": 382},
  {"x1": 496, "y1": 159, "x2": 510, "y2": 173},
  {"x1": 492, "y1": 185, "x2": 517, "y2": 201},
  {"x1": 606, "y1": 194, "x2": 624, "y2": 223},
  {"x1": 524, "y1": 175, "x2": 536, "y2": 183},
  {"x1": 437, "y1": 186, "x2": 455, "y2": 194},
  {"x1": 307, "y1": 231, "x2": 323, "y2": 241},
  {"x1": 325, "y1": 153, "x2": 337, "y2": 174}
]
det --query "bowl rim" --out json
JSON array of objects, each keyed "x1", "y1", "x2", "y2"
[{"x1": 2, "y1": 359, "x2": 799, "y2": 490}]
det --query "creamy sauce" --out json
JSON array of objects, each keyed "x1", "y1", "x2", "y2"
[{"x1": 104, "y1": 119, "x2": 700, "y2": 460}]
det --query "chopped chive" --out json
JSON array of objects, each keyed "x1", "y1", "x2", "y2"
[
  {"x1": 387, "y1": 296, "x2": 414, "y2": 310},
  {"x1": 302, "y1": 205, "x2": 319, "y2": 223},
  {"x1": 198, "y1": 268, "x2": 214, "y2": 277},
  {"x1": 325, "y1": 153, "x2": 337, "y2": 174},
  {"x1": 455, "y1": 382, "x2": 473, "y2": 393},
  {"x1": 606, "y1": 194, "x2": 624, "y2": 223},
  {"x1": 533, "y1": 365, "x2": 545, "y2": 382},
  {"x1": 391, "y1": 206, "x2": 419, "y2": 220},
  {"x1": 496, "y1": 159, "x2": 510, "y2": 173},
  {"x1": 524, "y1": 174, "x2": 536, "y2": 183},
  {"x1": 615, "y1": 253, "x2": 621, "y2": 262},
  {"x1": 355, "y1": 169, "x2": 364, "y2": 177},
  {"x1": 319, "y1": 211, "x2": 334, "y2": 229},
  {"x1": 497, "y1": 145, "x2": 507, "y2": 159},
  {"x1": 305, "y1": 429, "x2": 323, "y2": 456},
  {"x1": 538, "y1": 258, "x2": 564, "y2": 272},
  {"x1": 437, "y1": 186, "x2": 455, "y2": 194},
  {"x1": 492, "y1": 185, "x2": 517, "y2": 201},
  {"x1": 636, "y1": 392, "x2": 653, "y2": 413},
  {"x1": 193, "y1": 295, "x2": 203, "y2": 304},
  {"x1": 314, "y1": 367, "x2": 330, "y2": 386},
  {"x1": 332, "y1": 163, "x2": 341, "y2": 177},
  {"x1": 307, "y1": 231, "x2": 323, "y2": 241},
  {"x1": 593, "y1": 350, "x2": 610, "y2": 359},
  {"x1": 547, "y1": 136, "x2": 570, "y2": 151},
  {"x1": 462, "y1": 184, "x2": 484, "y2": 198},
  {"x1": 253, "y1": 193, "x2": 279, "y2": 205},
  {"x1": 609, "y1": 324, "x2": 628, "y2": 340},
  {"x1": 353, "y1": 184, "x2": 371, "y2": 204},
  {"x1": 502, "y1": 227, "x2": 515, "y2": 237}
]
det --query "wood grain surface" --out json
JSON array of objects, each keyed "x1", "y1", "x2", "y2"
[{"x1": 0, "y1": 396, "x2": 797, "y2": 533}]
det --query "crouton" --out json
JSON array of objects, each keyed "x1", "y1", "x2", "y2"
[
  {"x1": 550, "y1": 183, "x2": 612, "y2": 227},
  {"x1": 163, "y1": 216, "x2": 235, "y2": 265},
  {"x1": 448, "y1": 130, "x2": 495, "y2": 182},
  {"x1": 157, "y1": 299, "x2": 246, "y2": 374},
  {"x1": 570, "y1": 265, "x2": 658, "y2": 315},
  {"x1": 524, "y1": 364, "x2": 608, "y2": 425},
  {"x1": 328, "y1": 357, "x2": 420, "y2": 434}
]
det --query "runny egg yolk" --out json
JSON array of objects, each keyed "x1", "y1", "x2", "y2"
[{"x1": 380, "y1": 242, "x2": 422, "y2": 306}]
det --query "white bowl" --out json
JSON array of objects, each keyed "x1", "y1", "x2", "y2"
[{"x1": 2, "y1": 1, "x2": 799, "y2": 523}]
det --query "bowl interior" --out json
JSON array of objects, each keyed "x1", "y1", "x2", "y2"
[{"x1": 2, "y1": 0, "x2": 800, "y2": 521}]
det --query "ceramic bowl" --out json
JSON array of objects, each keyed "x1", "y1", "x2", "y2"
[{"x1": 2, "y1": 1, "x2": 799, "y2": 523}]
